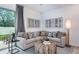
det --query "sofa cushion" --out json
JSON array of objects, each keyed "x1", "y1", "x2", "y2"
[
  {"x1": 22, "y1": 33, "x2": 29, "y2": 39},
  {"x1": 52, "y1": 32, "x2": 57, "y2": 38},
  {"x1": 41, "y1": 31, "x2": 46, "y2": 36},
  {"x1": 25, "y1": 37, "x2": 41, "y2": 44},
  {"x1": 28, "y1": 32, "x2": 33, "y2": 39},
  {"x1": 35, "y1": 31, "x2": 41, "y2": 37},
  {"x1": 48, "y1": 32, "x2": 52, "y2": 37},
  {"x1": 45, "y1": 32, "x2": 48, "y2": 36},
  {"x1": 17, "y1": 32, "x2": 29, "y2": 39},
  {"x1": 17, "y1": 32, "x2": 24, "y2": 37},
  {"x1": 31, "y1": 32, "x2": 35, "y2": 38},
  {"x1": 56, "y1": 31, "x2": 62, "y2": 38}
]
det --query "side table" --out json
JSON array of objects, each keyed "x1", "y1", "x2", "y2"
[{"x1": 8, "y1": 39, "x2": 20, "y2": 54}]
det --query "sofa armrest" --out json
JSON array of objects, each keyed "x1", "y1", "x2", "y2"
[
  {"x1": 60, "y1": 37, "x2": 65, "y2": 45},
  {"x1": 16, "y1": 37, "x2": 27, "y2": 46}
]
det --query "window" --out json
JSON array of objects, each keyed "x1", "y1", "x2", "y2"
[
  {"x1": 0, "y1": 7, "x2": 15, "y2": 27},
  {"x1": 28, "y1": 18, "x2": 40, "y2": 28},
  {"x1": 0, "y1": 7, "x2": 16, "y2": 34},
  {"x1": 0, "y1": 7, "x2": 16, "y2": 49}
]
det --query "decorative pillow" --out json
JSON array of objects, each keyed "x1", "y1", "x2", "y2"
[
  {"x1": 48, "y1": 32, "x2": 52, "y2": 37},
  {"x1": 41, "y1": 31, "x2": 46, "y2": 36},
  {"x1": 21, "y1": 32, "x2": 25, "y2": 38},
  {"x1": 31, "y1": 32, "x2": 35, "y2": 38},
  {"x1": 45, "y1": 32, "x2": 48, "y2": 36},
  {"x1": 52, "y1": 32, "x2": 57, "y2": 38},
  {"x1": 33, "y1": 32, "x2": 36, "y2": 38},
  {"x1": 21, "y1": 33, "x2": 29, "y2": 39},
  {"x1": 28, "y1": 32, "x2": 33, "y2": 39},
  {"x1": 56, "y1": 31, "x2": 62, "y2": 38},
  {"x1": 36, "y1": 31, "x2": 41, "y2": 37},
  {"x1": 17, "y1": 32, "x2": 24, "y2": 37},
  {"x1": 26, "y1": 33, "x2": 29, "y2": 39}
]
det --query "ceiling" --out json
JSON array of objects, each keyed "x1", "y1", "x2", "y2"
[{"x1": 22, "y1": 4, "x2": 71, "y2": 13}]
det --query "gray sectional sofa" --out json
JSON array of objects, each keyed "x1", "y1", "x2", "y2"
[{"x1": 16, "y1": 31, "x2": 66, "y2": 50}]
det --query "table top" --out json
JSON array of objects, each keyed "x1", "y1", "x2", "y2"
[
  {"x1": 43, "y1": 41, "x2": 51, "y2": 45},
  {"x1": 12, "y1": 39, "x2": 20, "y2": 42}
]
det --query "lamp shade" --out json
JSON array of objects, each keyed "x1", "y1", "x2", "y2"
[{"x1": 65, "y1": 20, "x2": 71, "y2": 29}]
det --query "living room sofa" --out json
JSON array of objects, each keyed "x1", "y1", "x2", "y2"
[{"x1": 16, "y1": 31, "x2": 66, "y2": 50}]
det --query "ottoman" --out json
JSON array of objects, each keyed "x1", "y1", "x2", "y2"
[{"x1": 34, "y1": 40, "x2": 57, "y2": 54}]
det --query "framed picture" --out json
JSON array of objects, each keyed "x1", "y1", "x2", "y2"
[
  {"x1": 45, "y1": 20, "x2": 48, "y2": 28},
  {"x1": 28, "y1": 18, "x2": 40, "y2": 28},
  {"x1": 49, "y1": 19, "x2": 51, "y2": 27},
  {"x1": 55, "y1": 18, "x2": 58, "y2": 27},
  {"x1": 59, "y1": 17, "x2": 63, "y2": 28},
  {"x1": 45, "y1": 17, "x2": 63, "y2": 28}
]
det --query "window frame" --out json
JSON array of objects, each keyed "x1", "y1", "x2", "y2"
[{"x1": 0, "y1": 7, "x2": 16, "y2": 34}]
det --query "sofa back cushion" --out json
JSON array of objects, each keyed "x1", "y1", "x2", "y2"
[
  {"x1": 48, "y1": 32, "x2": 57, "y2": 38},
  {"x1": 56, "y1": 31, "x2": 62, "y2": 38},
  {"x1": 28, "y1": 32, "x2": 33, "y2": 39},
  {"x1": 17, "y1": 32, "x2": 24, "y2": 37},
  {"x1": 52, "y1": 32, "x2": 57, "y2": 38},
  {"x1": 35, "y1": 31, "x2": 41, "y2": 37},
  {"x1": 22, "y1": 33, "x2": 29, "y2": 39},
  {"x1": 41, "y1": 31, "x2": 46, "y2": 36},
  {"x1": 48, "y1": 32, "x2": 52, "y2": 37},
  {"x1": 17, "y1": 32, "x2": 29, "y2": 39},
  {"x1": 40, "y1": 31, "x2": 48, "y2": 36}
]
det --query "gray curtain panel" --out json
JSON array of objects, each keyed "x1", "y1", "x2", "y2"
[{"x1": 16, "y1": 5, "x2": 25, "y2": 33}]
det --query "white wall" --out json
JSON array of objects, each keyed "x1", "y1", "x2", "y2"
[
  {"x1": 23, "y1": 6, "x2": 41, "y2": 32},
  {"x1": 65, "y1": 5, "x2": 79, "y2": 46},
  {"x1": 41, "y1": 7, "x2": 66, "y2": 32},
  {"x1": 0, "y1": 4, "x2": 16, "y2": 11},
  {"x1": 42, "y1": 5, "x2": 79, "y2": 46}
]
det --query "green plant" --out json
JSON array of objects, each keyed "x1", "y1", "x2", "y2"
[{"x1": 0, "y1": 8, "x2": 15, "y2": 27}]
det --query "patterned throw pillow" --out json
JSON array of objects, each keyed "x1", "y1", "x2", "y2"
[
  {"x1": 31, "y1": 32, "x2": 35, "y2": 38},
  {"x1": 41, "y1": 31, "x2": 46, "y2": 36},
  {"x1": 22, "y1": 33, "x2": 29, "y2": 39},
  {"x1": 25, "y1": 33, "x2": 29, "y2": 39},
  {"x1": 33, "y1": 32, "x2": 39, "y2": 38},
  {"x1": 45, "y1": 32, "x2": 48, "y2": 36},
  {"x1": 28, "y1": 32, "x2": 34, "y2": 39},
  {"x1": 36, "y1": 31, "x2": 41, "y2": 37},
  {"x1": 48, "y1": 32, "x2": 52, "y2": 37},
  {"x1": 56, "y1": 31, "x2": 62, "y2": 38},
  {"x1": 33, "y1": 32, "x2": 36, "y2": 38},
  {"x1": 17, "y1": 32, "x2": 24, "y2": 37},
  {"x1": 52, "y1": 32, "x2": 57, "y2": 38}
]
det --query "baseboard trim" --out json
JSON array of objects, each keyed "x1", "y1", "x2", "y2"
[{"x1": 70, "y1": 45, "x2": 79, "y2": 48}]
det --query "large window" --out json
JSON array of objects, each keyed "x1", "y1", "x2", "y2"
[
  {"x1": 0, "y1": 7, "x2": 16, "y2": 34},
  {"x1": 0, "y1": 7, "x2": 16, "y2": 49},
  {"x1": 0, "y1": 8, "x2": 15, "y2": 27}
]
